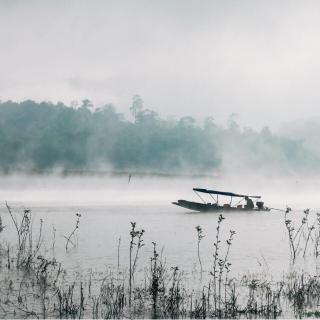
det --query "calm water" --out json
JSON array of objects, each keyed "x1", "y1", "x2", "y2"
[{"x1": 0, "y1": 174, "x2": 319, "y2": 278}]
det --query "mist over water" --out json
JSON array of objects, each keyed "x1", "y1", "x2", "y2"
[
  {"x1": 0, "y1": 174, "x2": 319, "y2": 279},
  {"x1": 3, "y1": 1, "x2": 320, "y2": 317},
  {"x1": 1, "y1": 101, "x2": 319, "y2": 281}
]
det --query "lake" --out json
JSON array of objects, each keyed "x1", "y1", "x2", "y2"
[{"x1": 0, "y1": 174, "x2": 319, "y2": 279}]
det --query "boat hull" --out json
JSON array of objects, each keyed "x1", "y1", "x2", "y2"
[{"x1": 172, "y1": 200, "x2": 270, "y2": 212}]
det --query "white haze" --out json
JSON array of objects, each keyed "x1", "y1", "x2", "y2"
[
  {"x1": 1, "y1": 174, "x2": 319, "y2": 276},
  {"x1": 1, "y1": 174, "x2": 319, "y2": 210},
  {"x1": 1, "y1": 0, "x2": 320, "y2": 128}
]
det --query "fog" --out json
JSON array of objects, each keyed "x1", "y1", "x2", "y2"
[
  {"x1": 1, "y1": 174, "x2": 319, "y2": 211},
  {"x1": 1, "y1": 173, "x2": 319, "y2": 278},
  {"x1": 1, "y1": 1, "x2": 320, "y2": 128},
  {"x1": 1, "y1": 100, "x2": 319, "y2": 177},
  {"x1": 1, "y1": 1, "x2": 320, "y2": 198},
  {"x1": 2, "y1": 3, "x2": 320, "y2": 317}
]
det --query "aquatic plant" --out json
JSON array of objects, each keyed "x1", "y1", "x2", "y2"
[
  {"x1": 195, "y1": 225, "x2": 204, "y2": 281},
  {"x1": 313, "y1": 213, "x2": 320, "y2": 258},
  {"x1": 128, "y1": 221, "x2": 145, "y2": 308},
  {"x1": 5, "y1": 202, "x2": 44, "y2": 268},
  {"x1": 64, "y1": 213, "x2": 81, "y2": 251},
  {"x1": 149, "y1": 241, "x2": 166, "y2": 317},
  {"x1": 0, "y1": 215, "x2": 5, "y2": 233},
  {"x1": 217, "y1": 229, "x2": 236, "y2": 316},
  {"x1": 284, "y1": 208, "x2": 312, "y2": 262},
  {"x1": 3, "y1": 205, "x2": 320, "y2": 318},
  {"x1": 241, "y1": 275, "x2": 283, "y2": 318},
  {"x1": 211, "y1": 213, "x2": 224, "y2": 314},
  {"x1": 284, "y1": 208, "x2": 320, "y2": 263}
]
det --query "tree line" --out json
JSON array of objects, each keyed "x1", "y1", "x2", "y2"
[{"x1": 0, "y1": 98, "x2": 317, "y2": 175}]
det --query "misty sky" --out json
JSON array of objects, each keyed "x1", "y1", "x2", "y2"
[{"x1": 1, "y1": 0, "x2": 320, "y2": 128}]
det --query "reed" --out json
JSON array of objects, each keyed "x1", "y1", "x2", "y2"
[{"x1": 2, "y1": 205, "x2": 320, "y2": 318}]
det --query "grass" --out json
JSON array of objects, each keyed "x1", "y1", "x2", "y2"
[{"x1": 1, "y1": 205, "x2": 320, "y2": 318}]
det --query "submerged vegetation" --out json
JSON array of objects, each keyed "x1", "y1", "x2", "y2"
[
  {"x1": 1, "y1": 205, "x2": 320, "y2": 318},
  {"x1": 0, "y1": 98, "x2": 318, "y2": 175}
]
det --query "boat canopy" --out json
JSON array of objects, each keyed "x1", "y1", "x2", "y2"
[{"x1": 193, "y1": 188, "x2": 261, "y2": 199}]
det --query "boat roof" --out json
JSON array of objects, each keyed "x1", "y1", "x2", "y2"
[{"x1": 193, "y1": 188, "x2": 261, "y2": 199}]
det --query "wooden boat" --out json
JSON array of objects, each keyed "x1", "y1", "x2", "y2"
[{"x1": 172, "y1": 188, "x2": 270, "y2": 212}]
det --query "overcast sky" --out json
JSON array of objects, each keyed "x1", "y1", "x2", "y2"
[{"x1": 1, "y1": 0, "x2": 320, "y2": 128}]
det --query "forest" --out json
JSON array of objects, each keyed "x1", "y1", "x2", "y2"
[{"x1": 0, "y1": 98, "x2": 318, "y2": 176}]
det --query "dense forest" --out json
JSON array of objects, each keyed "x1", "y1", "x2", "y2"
[{"x1": 0, "y1": 98, "x2": 318, "y2": 176}]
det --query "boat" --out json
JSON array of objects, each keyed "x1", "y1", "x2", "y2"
[{"x1": 172, "y1": 188, "x2": 270, "y2": 212}]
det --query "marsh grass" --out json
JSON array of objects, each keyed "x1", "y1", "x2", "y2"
[{"x1": 2, "y1": 205, "x2": 320, "y2": 318}]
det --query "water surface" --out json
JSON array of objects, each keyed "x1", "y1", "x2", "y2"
[{"x1": 0, "y1": 174, "x2": 318, "y2": 278}]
